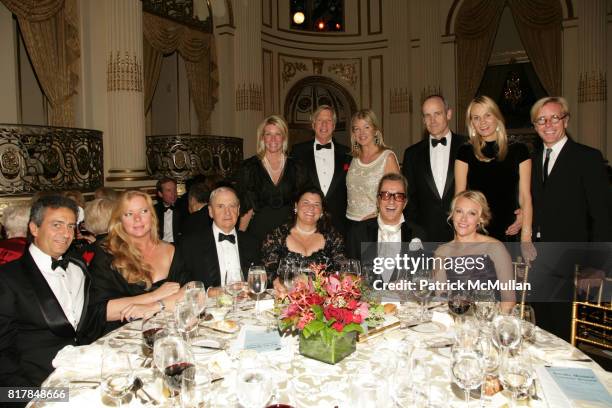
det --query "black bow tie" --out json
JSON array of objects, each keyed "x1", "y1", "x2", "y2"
[
  {"x1": 51, "y1": 257, "x2": 70, "y2": 271},
  {"x1": 218, "y1": 233, "x2": 236, "y2": 244},
  {"x1": 431, "y1": 137, "x2": 447, "y2": 147},
  {"x1": 163, "y1": 205, "x2": 175, "y2": 213},
  {"x1": 316, "y1": 142, "x2": 332, "y2": 150}
]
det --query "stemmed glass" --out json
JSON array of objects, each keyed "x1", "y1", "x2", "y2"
[
  {"x1": 477, "y1": 329, "x2": 501, "y2": 404},
  {"x1": 153, "y1": 330, "x2": 195, "y2": 399},
  {"x1": 181, "y1": 364, "x2": 211, "y2": 408},
  {"x1": 492, "y1": 315, "x2": 522, "y2": 359},
  {"x1": 412, "y1": 268, "x2": 434, "y2": 321},
  {"x1": 235, "y1": 366, "x2": 274, "y2": 408},
  {"x1": 451, "y1": 346, "x2": 484, "y2": 407},
  {"x1": 340, "y1": 258, "x2": 361, "y2": 277},
  {"x1": 184, "y1": 281, "x2": 207, "y2": 319},
  {"x1": 247, "y1": 265, "x2": 268, "y2": 316},
  {"x1": 174, "y1": 301, "x2": 199, "y2": 343},
  {"x1": 100, "y1": 340, "x2": 134, "y2": 407},
  {"x1": 448, "y1": 287, "x2": 473, "y2": 322},
  {"x1": 473, "y1": 290, "x2": 499, "y2": 327},
  {"x1": 499, "y1": 352, "x2": 534, "y2": 407},
  {"x1": 512, "y1": 304, "x2": 537, "y2": 344},
  {"x1": 141, "y1": 313, "x2": 165, "y2": 357},
  {"x1": 225, "y1": 270, "x2": 247, "y2": 314},
  {"x1": 277, "y1": 258, "x2": 295, "y2": 293}
]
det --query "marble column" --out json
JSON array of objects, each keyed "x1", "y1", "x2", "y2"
[
  {"x1": 105, "y1": 0, "x2": 149, "y2": 183},
  {"x1": 577, "y1": 0, "x2": 607, "y2": 153},
  {"x1": 233, "y1": 0, "x2": 264, "y2": 158}
]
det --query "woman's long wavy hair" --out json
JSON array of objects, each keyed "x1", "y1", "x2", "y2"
[
  {"x1": 465, "y1": 95, "x2": 508, "y2": 162},
  {"x1": 103, "y1": 190, "x2": 160, "y2": 287},
  {"x1": 291, "y1": 187, "x2": 333, "y2": 235}
]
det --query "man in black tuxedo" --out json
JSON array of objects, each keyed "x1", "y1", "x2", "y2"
[
  {"x1": 291, "y1": 105, "x2": 351, "y2": 237},
  {"x1": 347, "y1": 173, "x2": 426, "y2": 286},
  {"x1": 529, "y1": 96, "x2": 612, "y2": 340},
  {"x1": 176, "y1": 186, "x2": 259, "y2": 288},
  {"x1": 180, "y1": 181, "x2": 212, "y2": 236},
  {"x1": 402, "y1": 95, "x2": 468, "y2": 242},
  {"x1": 154, "y1": 177, "x2": 187, "y2": 243},
  {"x1": 0, "y1": 195, "x2": 102, "y2": 389}
]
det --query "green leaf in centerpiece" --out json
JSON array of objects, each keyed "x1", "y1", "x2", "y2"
[
  {"x1": 303, "y1": 320, "x2": 325, "y2": 338},
  {"x1": 342, "y1": 323, "x2": 364, "y2": 334},
  {"x1": 312, "y1": 304, "x2": 323, "y2": 320}
]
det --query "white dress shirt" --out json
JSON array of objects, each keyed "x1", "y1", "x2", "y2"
[
  {"x1": 29, "y1": 244, "x2": 85, "y2": 329},
  {"x1": 542, "y1": 135, "x2": 568, "y2": 176},
  {"x1": 162, "y1": 207, "x2": 174, "y2": 242},
  {"x1": 212, "y1": 223, "x2": 242, "y2": 285},
  {"x1": 377, "y1": 215, "x2": 404, "y2": 282},
  {"x1": 313, "y1": 140, "x2": 334, "y2": 195},
  {"x1": 429, "y1": 131, "x2": 452, "y2": 198}
]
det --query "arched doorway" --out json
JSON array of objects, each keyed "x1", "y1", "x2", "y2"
[{"x1": 284, "y1": 76, "x2": 357, "y2": 147}]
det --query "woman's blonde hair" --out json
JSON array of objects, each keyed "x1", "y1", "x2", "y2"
[
  {"x1": 84, "y1": 198, "x2": 116, "y2": 235},
  {"x1": 448, "y1": 190, "x2": 492, "y2": 234},
  {"x1": 350, "y1": 109, "x2": 389, "y2": 157},
  {"x1": 465, "y1": 95, "x2": 508, "y2": 162},
  {"x1": 255, "y1": 115, "x2": 289, "y2": 159},
  {"x1": 104, "y1": 190, "x2": 159, "y2": 287},
  {"x1": 2, "y1": 203, "x2": 31, "y2": 238}
]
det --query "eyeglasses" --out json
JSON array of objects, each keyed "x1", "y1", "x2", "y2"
[
  {"x1": 378, "y1": 191, "x2": 406, "y2": 202},
  {"x1": 533, "y1": 114, "x2": 567, "y2": 126}
]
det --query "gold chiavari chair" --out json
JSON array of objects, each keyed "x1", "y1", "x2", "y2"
[
  {"x1": 571, "y1": 264, "x2": 611, "y2": 350},
  {"x1": 512, "y1": 257, "x2": 530, "y2": 318}
]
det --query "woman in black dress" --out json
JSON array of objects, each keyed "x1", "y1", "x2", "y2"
[
  {"x1": 455, "y1": 96, "x2": 534, "y2": 250},
  {"x1": 261, "y1": 188, "x2": 346, "y2": 296},
  {"x1": 235, "y1": 115, "x2": 310, "y2": 243},
  {"x1": 89, "y1": 191, "x2": 187, "y2": 334}
]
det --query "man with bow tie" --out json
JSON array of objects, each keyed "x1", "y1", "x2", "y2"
[
  {"x1": 154, "y1": 177, "x2": 187, "y2": 243},
  {"x1": 0, "y1": 195, "x2": 102, "y2": 389},
  {"x1": 176, "y1": 187, "x2": 259, "y2": 288},
  {"x1": 402, "y1": 95, "x2": 468, "y2": 242},
  {"x1": 291, "y1": 105, "x2": 351, "y2": 238}
]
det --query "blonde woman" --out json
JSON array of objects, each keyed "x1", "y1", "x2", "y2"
[
  {"x1": 235, "y1": 114, "x2": 310, "y2": 243},
  {"x1": 346, "y1": 109, "x2": 400, "y2": 226},
  {"x1": 89, "y1": 190, "x2": 186, "y2": 332},
  {"x1": 455, "y1": 96, "x2": 533, "y2": 249},
  {"x1": 435, "y1": 190, "x2": 516, "y2": 312}
]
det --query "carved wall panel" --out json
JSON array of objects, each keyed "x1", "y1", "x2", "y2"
[
  {"x1": 0, "y1": 125, "x2": 103, "y2": 195},
  {"x1": 146, "y1": 134, "x2": 243, "y2": 181}
]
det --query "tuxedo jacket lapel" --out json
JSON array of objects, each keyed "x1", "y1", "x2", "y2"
[
  {"x1": 21, "y1": 251, "x2": 75, "y2": 338},
  {"x1": 208, "y1": 229, "x2": 223, "y2": 286},
  {"x1": 421, "y1": 142, "x2": 440, "y2": 200},
  {"x1": 72, "y1": 258, "x2": 91, "y2": 333},
  {"x1": 326, "y1": 143, "x2": 346, "y2": 196},
  {"x1": 546, "y1": 139, "x2": 571, "y2": 182},
  {"x1": 304, "y1": 143, "x2": 322, "y2": 191},
  {"x1": 442, "y1": 133, "x2": 461, "y2": 199}
]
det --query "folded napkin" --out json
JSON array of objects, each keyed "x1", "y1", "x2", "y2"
[{"x1": 52, "y1": 344, "x2": 104, "y2": 371}]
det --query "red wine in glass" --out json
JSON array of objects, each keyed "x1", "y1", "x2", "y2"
[
  {"x1": 142, "y1": 327, "x2": 163, "y2": 349},
  {"x1": 164, "y1": 362, "x2": 195, "y2": 392}
]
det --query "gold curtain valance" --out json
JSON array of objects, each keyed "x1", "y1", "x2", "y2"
[
  {"x1": 143, "y1": 12, "x2": 218, "y2": 133},
  {"x1": 1, "y1": 0, "x2": 79, "y2": 127}
]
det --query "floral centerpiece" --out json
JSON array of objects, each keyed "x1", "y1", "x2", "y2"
[{"x1": 279, "y1": 264, "x2": 384, "y2": 364}]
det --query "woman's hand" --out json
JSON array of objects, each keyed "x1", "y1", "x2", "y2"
[
  {"x1": 239, "y1": 209, "x2": 254, "y2": 232},
  {"x1": 505, "y1": 209, "x2": 523, "y2": 236},
  {"x1": 120, "y1": 303, "x2": 158, "y2": 322},
  {"x1": 520, "y1": 241, "x2": 537, "y2": 263},
  {"x1": 150, "y1": 282, "x2": 180, "y2": 301}
]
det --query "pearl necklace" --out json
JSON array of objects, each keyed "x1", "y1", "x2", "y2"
[
  {"x1": 294, "y1": 224, "x2": 316, "y2": 235},
  {"x1": 263, "y1": 155, "x2": 285, "y2": 174}
]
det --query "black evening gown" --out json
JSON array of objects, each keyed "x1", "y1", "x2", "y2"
[
  {"x1": 260, "y1": 223, "x2": 346, "y2": 282},
  {"x1": 234, "y1": 156, "x2": 311, "y2": 244},
  {"x1": 457, "y1": 141, "x2": 529, "y2": 241},
  {"x1": 89, "y1": 244, "x2": 187, "y2": 335}
]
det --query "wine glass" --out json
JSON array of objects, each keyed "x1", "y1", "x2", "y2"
[
  {"x1": 181, "y1": 364, "x2": 211, "y2": 408},
  {"x1": 184, "y1": 281, "x2": 207, "y2": 319},
  {"x1": 412, "y1": 268, "x2": 434, "y2": 321},
  {"x1": 225, "y1": 271, "x2": 247, "y2": 314},
  {"x1": 276, "y1": 258, "x2": 294, "y2": 293},
  {"x1": 492, "y1": 315, "x2": 522, "y2": 358},
  {"x1": 154, "y1": 331, "x2": 195, "y2": 398},
  {"x1": 451, "y1": 346, "x2": 484, "y2": 406},
  {"x1": 175, "y1": 301, "x2": 199, "y2": 343},
  {"x1": 141, "y1": 314, "x2": 165, "y2": 357},
  {"x1": 448, "y1": 287, "x2": 473, "y2": 322},
  {"x1": 100, "y1": 340, "x2": 134, "y2": 407},
  {"x1": 511, "y1": 304, "x2": 537, "y2": 343},
  {"x1": 477, "y1": 328, "x2": 501, "y2": 403},
  {"x1": 473, "y1": 290, "x2": 499, "y2": 326},
  {"x1": 206, "y1": 286, "x2": 231, "y2": 321},
  {"x1": 499, "y1": 352, "x2": 534, "y2": 407},
  {"x1": 342, "y1": 258, "x2": 361, "y2": 277},
  {"x1": 454, "y1": 316, "x2": 481, "y2": 349},
  {"x1": 248, "y1": 265, "x2": 267, "y2": 316},
  {"x1": 235, "y1": 368, "x2": 274, "y2": 408}
]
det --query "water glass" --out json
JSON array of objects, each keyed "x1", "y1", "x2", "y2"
[
  {"x1": 492, "y1": 315, "x2": 522, "y2": 353},
  {"x1": 499, "y1": 352, "x2": 534, "y2": 406},
  {"x1": 175, "y1": 301, "x2": 199, "y2": 343},
  {"x1": 184, "y1": 281, "x2": 207, "y2": 319},
  {"x1": 451, "y1": 347, "x2": 484, "y2": 406},
  {"x1": 512, "y1": 304, "x2": 537, "y2": 343},
  {"x1": 100, "y1": 341, "x2": 134, "y2": 407},
  {"x1": 412, "y1": 268, "x2": 434, "y2": 321},
  {"x1": 225, "y1": 273, "x2": 247, "y2": 314},
  {"x1": 181, "y1": 365, "x2": 211, "y2": 408},
  {"x1": 236, "y1": 368, "x2": 274, "y2": 408},
  {"x1": 454, "y1": 316, "x2": 481, "y2": 349},
  {"x1": 248, "y1": 265, "x2": 268, "y2": 316}
]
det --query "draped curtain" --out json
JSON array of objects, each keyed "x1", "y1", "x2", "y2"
[
  {"x1": 143, "y1": 12, "x2": 218, "y2": 134},
  {"x1": 455, "y1": 0, "x2": 562, "y2": 133},
  {"x1": 1, "y1": 0, "x2": 79, "y2": 127}
]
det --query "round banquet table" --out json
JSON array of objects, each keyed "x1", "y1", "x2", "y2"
[{"x1": 37, "y1": 300, "x2": 612, "y2": 408}]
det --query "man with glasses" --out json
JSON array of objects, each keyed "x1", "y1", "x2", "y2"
[
  {"x1": 529, "y1": 96, "x2": 611, "y2": 341},
  {"x1": 347, "y1": 173, "x2": 426, "y2": 284},
  {"x1": 402, "y1": 95, "x2": 468, "y2": 242}
]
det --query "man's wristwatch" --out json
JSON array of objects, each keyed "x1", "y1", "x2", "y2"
[{"x1": 158, "y1": 300, "x2": 166, "y2": 312}]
